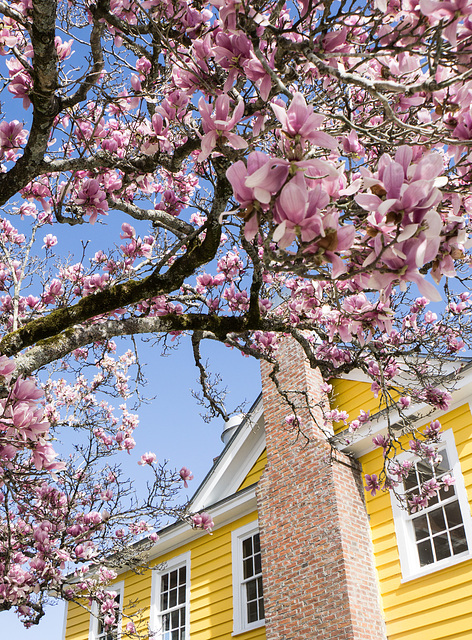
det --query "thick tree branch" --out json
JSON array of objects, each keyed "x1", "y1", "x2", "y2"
[
  {"x1": 0, "y1": 0, "x2": 59, "y2": 205},
  {"x1": 0, "y1": 175, "x2": 229, "y2": 357},
  {"x1": 37, "y1": 137, "x2": 201, "y2": 177},
  {"x1": 110, "y1": 199, "x2": 194, "y2": 237}
]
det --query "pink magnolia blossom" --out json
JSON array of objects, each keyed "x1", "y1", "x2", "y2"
[
  {"x1": 179, "y1": 466, "x2": 194, "y2": 488},
  {"x1": 442, "y1": 475, "x2": 456, "y2": 490},
  {"x1": 364, "y1": 474, "x2": 381, "y2": 496},
  {"x1": 198, "y1": 94, "x2": 247, "y2": 161},
  {"x1": 42, "y1": 234, "x2": 58, "y2": 249},
  {"x1": 138, "y1": 452, "x2": 157, "y2": 465},
  {"x1": 272, "y1": 92, "x2": 338, "y2": 151},
  {"x1": 420, "y1": 0, "x2": 472, "y2": 46},
  {"x1": 191, "y1": 511, "x2": 214, "y2": 531},
  {"x1": 5, "y1": 57, "x2": 32, "y2": 109},
  {"x1": 0, "y1": 120, "x2": 28, "y2": 161},
  {"x1": 273, "y1": 173, "x2": 331, "y2": 249},
  {"x1": 74, "y1": 179, "x2": 109, "y2": 224}
]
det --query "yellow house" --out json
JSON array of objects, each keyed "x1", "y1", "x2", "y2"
[{"x1": 64, "y1": 340, "x2": 472, "y2": 640}]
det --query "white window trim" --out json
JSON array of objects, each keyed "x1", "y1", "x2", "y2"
[
  {"x1": 150, "y1": 551, "x2": 191, "y2": 640},
  {"x1": 88, "y1": 581, "x2": 124, "y2": 640},
  {"x1": 231, "y1": 520, "x2": 265, "y2": 636},
  {"x1": 390, "y1": 428, "x2": 472, "y2": 581}
]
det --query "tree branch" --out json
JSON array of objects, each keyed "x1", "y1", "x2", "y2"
[
  {"x1": 110, "y1": 199, "x2": 194, "y2": 237},
  {"x1": 0, "y1": 0, "x2": 59, "y2": 205},
  {"x1": 0, "y1": 175, "x2": 229, "y2": 357}
]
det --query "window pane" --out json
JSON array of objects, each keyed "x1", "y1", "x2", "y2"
[
  {"x1": 179, "y1": 567, "x2": 186, "y2": 584},
  {"x1": 404, "y1": 470, "x2": 418, "y2": 492},
  {"x1": 243, "y1": 557, "x2": 254, "y2": 579},
  {"x1": 247, "y1": 600, "x2": 258, "y2": 623},
  {"x1": 417, "y1": 538, "x2": 434, "y2": 566},
  {"x1": 161, "y1": 591, "x2": 169, "y2": 610},
  {"x1": 169, "y1": 587, "x2": 177, "y2": 608},
  {"x1": 253, "y1": 534, "x2": 260, "y2": 554},
  {"x1": 246, "y1": 579, "x2": 257, "y2": 601},
  {"x1": 417, "y1": 461, "x2": 433, "y2": 484},
  {"x1": 162, "y1": 613, "x2": 170, "y2": 632},
  {"x1": 429, "y1": 508, "x2": 446, "y2": 534},
  {"x1": 170, "y1": 570, "x2": 178, "y2": 589},
  {"x1": 413, "y1": 514, "x2": 429, "y2": 541},
  {"x1": 451, "y1": 526, "x2": 468, "y2": 555},
  {"x1": 162, "y1": 574, "x2": 169, "y2": 591},
  {"x1": 439, "y1": 484, "x2": 456, "y2": 501},
  {"x1": 428, "y1": 493, "x2": 439, "y2": 508},
  {"x1": 178, "y1": 585, "x2": 186, "y2": 605},
  {"x1": 171, "y1": 609, "x2": 180, "y2": 627},
  {"x1": 436, "y1": 450, "x2": 450, "y2": 475},
  {"x1": 257, "y1": 576, "x2": 263, "y2": 598},
  {"x1": 433, "y1": 533, "x2": 451, "y2": 561},
  {"x1": 445, "y1": 502, "x2": 463, "y2": 528},
  {"x1": 254, "y1": 552, "x2": 262, "y2": 575},
  {"x1": 242, "y1": 537, "x2": 253, "y2": 558}
]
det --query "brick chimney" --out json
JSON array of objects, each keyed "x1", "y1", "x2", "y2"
[{"x1": 256, "y1": 338, "x2": 386, "y2": 640}]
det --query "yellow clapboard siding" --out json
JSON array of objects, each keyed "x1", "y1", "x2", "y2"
[
  {"x1": 191, "y1": 537, "x2": 231, "y2": 563},
  {"x1": 191, "y1": 576, "x2": 233, "y2": 602},
  {"x1": 361, "y1": 401, "x2": 472, "y2": 640},
  {"x1": 382, "y1": 571, "x2": 472, "y2": 614},
  {"x1": 188, "y1": 510, "x2": 265, "y2": 640},
  {"x1": 192, "y1": 552, "x2": 231, "y2": 575},
  {"x1": 238, "y1": 449, "x2": 267, "y2": 491},
  {"x1": 191, "y1": 586, "x2": 233, "y2": 613},
  {"x1": 388, "y1": 609, "x2": 472, "y2": 640},
  {"x1": 330, "y1": 379, "x2": 383, "y2": 433},
  {"x1": 66, "y1": 603, "x2": 89, "y2": 623},
  {"x1": 65, "y1": 601, "x2": 90, "y2": 640}
]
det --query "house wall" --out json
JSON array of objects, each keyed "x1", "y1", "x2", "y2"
[
  {"x1": 329, "y1": 378, "x2": 398, "y2": 433},
  {"x1": 238, "y1": 449, "x2": 267, "y2": 491},
  {"x1": 361, "y1": 402, "x2": 472, "y2": 640},
  {"x1": 65, "y1": 509, "x2": 266, "y2": 640},
  {"x1": 65, "y1": 597, "x2": 92, "y2": 640}
]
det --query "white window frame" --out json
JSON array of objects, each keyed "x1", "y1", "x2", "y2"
[
  {"x1": 391, "y1": 429, "x2": 472, "y2": 581},
  {"x1": 231, "y1": 521, "x2": 265, "y2": 636},
  {"x1": 88, "y1": 581, "x2": 124, "y2": 640},
  {"x1": 150, "y1": 551, "x2": 191, "y2": 640}
]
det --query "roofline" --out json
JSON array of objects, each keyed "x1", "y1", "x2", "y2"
[
  {"x1": 143, "y1": 482, "x2": 258, "y2": 562},
  {"x1": 187, "y1": 394, "x2": 264, "y2": 512},
  {"x1": 334, "y1": 361, "x2": 472, "y2": 458}
]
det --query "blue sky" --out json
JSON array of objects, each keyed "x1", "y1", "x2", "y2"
[{"x1": 2, "y1": 337, "x2": 262, "y2": 639}]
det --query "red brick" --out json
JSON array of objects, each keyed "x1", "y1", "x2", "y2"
[{"x1": 256, "y1": 338, "x2": 386, "y2": 640}]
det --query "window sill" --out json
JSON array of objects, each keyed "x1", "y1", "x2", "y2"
[
  {"x1": 401, "y1": 550, "x2": 472, "y2": 583},
  {"x1": 232, "y1": 620, "x2": 265, "y2": 636}
]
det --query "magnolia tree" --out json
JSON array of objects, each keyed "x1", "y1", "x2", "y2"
[{"x1": 0, "y1": 0, "x2": 472, "y2": 629}]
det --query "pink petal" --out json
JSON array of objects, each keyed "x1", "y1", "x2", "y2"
[{"x1": 383, "y1": 162, "x2": 404, "y2": 199}]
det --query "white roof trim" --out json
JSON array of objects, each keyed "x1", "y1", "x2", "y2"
[
  {"x1": 147, "y1": 485, "x2": 258, "y2": 562},
  {"x1": 336, "y1": 366, "x2": 472, "y2": 458},
  {"x1": 189, "y1": 397, "x2": 265, "y2": 512}
]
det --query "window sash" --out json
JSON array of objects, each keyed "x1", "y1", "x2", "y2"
[
  {"x1": 232, "y1": 522, "x2": 265, "y2": 634},
  {"x1": 151, "y1": 553, "x2": 190, "y2": 640},
  {"x1": 390, "y1": 429, "x2": 472, "y2": 579},
  {"x1": 159, "y1": 566, "x2": 187, "y2": 638}
]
